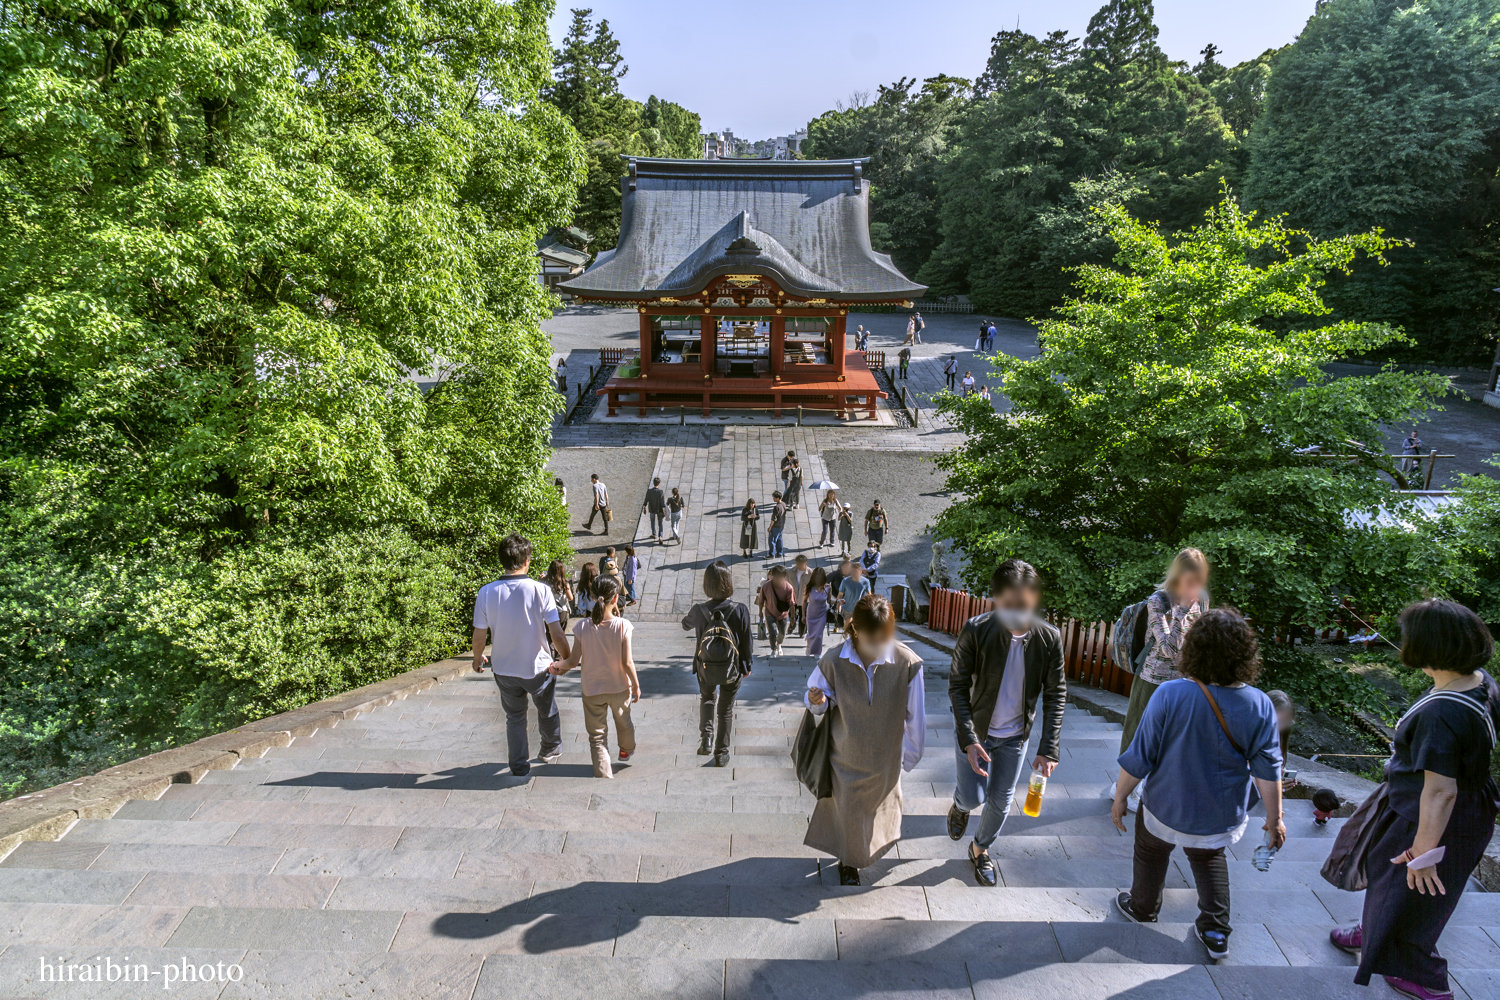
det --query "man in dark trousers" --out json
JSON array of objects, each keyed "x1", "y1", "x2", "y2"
[
  {"x1": 643, "y1": 477, "x2": 667, "y2": 542},
  {"x1": 898, "y1": 346, "x2": 911, "y2": 379},
  {"x1": 946, "y1": 559, "x2": 1066, "y2": 887},
  {"x1": 583, "y1": 473, "x2": 610, "y2": 533}
]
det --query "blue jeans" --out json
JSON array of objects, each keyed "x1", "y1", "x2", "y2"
[
  {"x1": 952, "y1": 732, "x2": 1030, "y2": 850},
  {"x1": 768, "y1": 524, "x2": 785, "y2": 557},
  {"x1": 648, "y1": 511, "x2": 664, "y2": 537},
  {"x1": 493, "y1": 671, "x2": 561, "y2": 772}
]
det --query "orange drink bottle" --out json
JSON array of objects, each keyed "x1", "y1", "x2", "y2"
[{"x1": 1022, "y1": 772, "x2": 1046, "y2": 817}]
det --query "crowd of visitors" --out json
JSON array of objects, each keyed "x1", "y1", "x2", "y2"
[{"x1": 492, "y1": 465, "x2": 1498, "y2": 993}]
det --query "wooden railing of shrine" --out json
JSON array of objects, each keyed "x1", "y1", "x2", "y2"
[
  {"x1": 863, "y1": 350, "x2": 885, "y2": 370},
  {"x1": 926, "y1": 586, "x2": 1365, "y2": 697},
  {"x1": 598, "y1": 348, "x2": 632, "y2": 366}
]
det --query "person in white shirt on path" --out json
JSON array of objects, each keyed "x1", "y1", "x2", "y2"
[
  {"x1": 803, "y1": 593, "x2": 926, "y2": 886},
  {"x1": 583, "y1": 473, "x2": 610, "y2": 534},
  {"x1": 472, "y1": 534, "x2": 572, "y2": 776}
]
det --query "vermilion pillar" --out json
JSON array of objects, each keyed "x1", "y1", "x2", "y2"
[
  {"x1": 700, "y1": 315, "x2": 715, "y2": 378},
  {"x1": 831, "y1": 313, "x2": 847, "y2": 377},
  {"x1": 638, "y1": 310, "x2": 653, "y2": 376},
  {"x1": 770, "y1": 315, "x2": 786, "y2": 379}
]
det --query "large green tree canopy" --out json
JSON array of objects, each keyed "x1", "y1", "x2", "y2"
[
  {"x1": 936, "y1": 194, "x2": 1451, "y2": 626},
  {"x1": 1244, "y1": 0, "x2": 1500, "y2": 362},
  {"x1": 0, "y1": 0, "x2": 586, "y2": 794},
  {"x1": 804, "y1": 75, "x2": 970, "y2": 279}
]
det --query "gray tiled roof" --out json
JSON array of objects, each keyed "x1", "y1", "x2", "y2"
[{"x1": 558, "y1": 157, "x2": 926, "y2": 300}]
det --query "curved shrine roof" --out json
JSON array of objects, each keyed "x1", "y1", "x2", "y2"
[{"x1": 558, "y1": 157, "x2": 926, "y2": 301}]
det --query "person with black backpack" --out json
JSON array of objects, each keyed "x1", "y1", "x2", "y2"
[{"x1": 681, "y1": 561, "x2": 753, "y2": 766}]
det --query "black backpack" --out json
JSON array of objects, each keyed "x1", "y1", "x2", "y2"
[{"x1": 696, "y1": 606, "x2": 742, "y2": 684}]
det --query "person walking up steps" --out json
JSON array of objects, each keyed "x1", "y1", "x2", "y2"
[
  {"x1": 839, "y1": 560, "x2": 871, "y2": 616},
  {"x1": 1112, "y1": 608, "x2": 1285, "y2": 962},
  {"x1": 860, "y1": 541, "x2": 881, "y2": 589},
  {"x1": 643, "y1": 477, "x2": 666, "y2": 541},
  {"x1": 785, "y1": 459, "x2": 803, "y2": 510},
  {"x1": 804, "y1": 567, "x2": 831, "y2": 659},
  {"x1": 584, "y1": 473, "x2": 610, "y2": 534},
  {"x1": 804, "y1": 593, "x2": 926, "y2": 885},
  {"x1": 760, "y1": 564, "x2": 795, "y2": 656},
  {"x1": 667, "y1": 487, "x2": 686, "y2": 543},
  {"x1": 864, "y1": 500, "x2": 889, "y2": 547},
  {"x1": 620, "y1": 545, "x2": 639, "y2": 606},
  {"x1": 740, "y1": 497, "x2": 759, "y2": 559},
  {"x1": 682, "y1": 562, "x2": 753, "y2": 766},
  {"x1": 947, "y1": 559, "x2": 1066, "y2": 887},
  {"x1": 791, "y1": 554, "x2": 812, "y2": 638},
  {"x1": 548, "y1": 576, "x2": 639, "y2": 779},
  {"x1": 1120, "y1": 550, "x2": 1211, "y2": 748},
  {"x1": 818, "y1": 491, "x2": 839, "y2": 548},
  {"x1": 767, "y1": 490, "x2": 787, "y2": 559},
  {"x1": 472, "y1": 534, "x2": 570, "y2": 777}
]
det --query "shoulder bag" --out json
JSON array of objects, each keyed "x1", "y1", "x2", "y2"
[{"x1": 792, "y1": 705, "x2": 836, "y2": 799}]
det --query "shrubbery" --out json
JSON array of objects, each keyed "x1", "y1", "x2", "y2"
[{"x1": 0, "y1": 1, "x2": 584, "y2": 797}]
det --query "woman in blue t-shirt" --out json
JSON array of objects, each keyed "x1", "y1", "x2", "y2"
[
  {"x1": 1331, "y1": 600, "x2": 1499, "y2": 1000},
  {"x1": 1111, "y1": 608, "x2": 1285, "y2": 962}
]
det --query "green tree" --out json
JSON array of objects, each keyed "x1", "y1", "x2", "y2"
[
  {"x1": 643, "y1": 95, "x2": 703, "y2": 159},
  {"x1": 920, "y1": 1, "x2": 1235, "y2": 313},
  {"x1": 935, "y1": 193, "x2": 1451, "y2": 627},
  {"x1": 543, "y1": 9, "x2": 704, "y2": 246},
  {"x1": 804, "y1": 75, "x2": 969, "y2": 277},
  {"x1": 1245, "y1": 0, "x2": 1500, "y2": 363},
  {"x1": 0, "y1": 0, "x2": 586, "y2": 793}
]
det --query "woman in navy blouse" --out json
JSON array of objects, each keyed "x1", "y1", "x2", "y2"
[{"x1": 1111, "y1": 608, "x2": 1285, "y2": 962}]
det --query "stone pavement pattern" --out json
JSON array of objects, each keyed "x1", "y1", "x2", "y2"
[{"x1": 5, "y1": 621, "x2": 1500, "y2": 999}]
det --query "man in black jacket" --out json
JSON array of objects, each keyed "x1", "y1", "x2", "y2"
[
  {"x1": 947, "y1": 559, "x2": 1067, "y2": 886},
  {"x1": 642, "y1": 477, "x2": 667, "y2": 542}
]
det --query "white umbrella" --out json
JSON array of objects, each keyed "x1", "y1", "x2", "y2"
[{"x1": 809, "y1": 480, "x2": 839, "y2": 491}]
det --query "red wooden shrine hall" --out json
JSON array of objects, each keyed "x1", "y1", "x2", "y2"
[{"x1": 557, "y1": 157, "x2": 927, "y2": 418}]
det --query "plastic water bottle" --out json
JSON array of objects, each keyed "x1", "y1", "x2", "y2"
[
  {"x1": 1023, "y1": 771, "x2": 1047, "y2": 817},
  {"x1": 1252, "y1": 829, "x2": 1278, "y2": 871}
]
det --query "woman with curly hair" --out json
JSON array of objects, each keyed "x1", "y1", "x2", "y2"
[{"x1": 1110, "y1": 607, "x2": 1285, "y2": 962}]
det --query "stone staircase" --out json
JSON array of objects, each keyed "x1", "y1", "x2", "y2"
[{"x1": 3, "y1": 622, "x2": 1497, "y2": 999}]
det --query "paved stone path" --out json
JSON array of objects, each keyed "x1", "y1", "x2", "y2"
[{"x1": 5, "y1": 620, "x2": 1499, "y2": 998}]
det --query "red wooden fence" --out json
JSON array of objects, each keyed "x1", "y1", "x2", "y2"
[{"x1": 927, "y1": 588, "x2": 1134, "y2": 696}]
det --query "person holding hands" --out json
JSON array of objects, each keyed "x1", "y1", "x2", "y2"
[{"x1": 549, "y1": 576, "x2": 639, "y2": 779}]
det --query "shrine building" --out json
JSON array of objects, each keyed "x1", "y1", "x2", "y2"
[{"x1": 558, "y1": 157, "x2": 926, "y2": 419}]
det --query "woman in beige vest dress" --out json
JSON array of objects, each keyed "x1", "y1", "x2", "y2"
[{"x1": 804, "y1": 593, "x2": 926, "y2": 885}]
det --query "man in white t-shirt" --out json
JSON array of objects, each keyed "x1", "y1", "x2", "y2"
[{"x1": 472, "y1": 534, "x2": 572, "y2": 776}]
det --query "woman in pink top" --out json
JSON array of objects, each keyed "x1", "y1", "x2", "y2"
[{"x1": 549, "y1": 577, "x2": 640, "y2": 777}]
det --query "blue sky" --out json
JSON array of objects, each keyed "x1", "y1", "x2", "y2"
[{"x1": 548, "y1": 0, "x2": 1316, "y2": 138}]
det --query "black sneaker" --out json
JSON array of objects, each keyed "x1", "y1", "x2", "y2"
[
  {"x1": 538, "y1": 745, "x2": 561, "y2": 763},
  {"x1": 697, "y1": 736, "x2": 712, "y2": 756},
  {"x1": 1196, "y1": 926, "x2": 1229, "y2": 961},
  {"x1": 510, "y1": 762, "x2": 531, "y2": 777},
  {"x1": 713, "y1": 750, "x2": 730, "y2": 767},
  {"x1": 1114, "y1": 891, "x2": 1156, "y2": 923},
  {"x1": 946, "y1": 802, "x2": 969, "y2": 841},
  {"x1": 838, "y1": 864, "x2": 860, "y2": 886}
]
